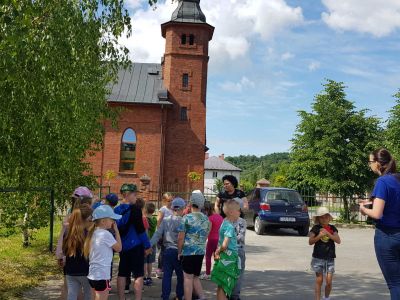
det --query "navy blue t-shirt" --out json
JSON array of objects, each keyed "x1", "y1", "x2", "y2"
[{"x1": 371, "y1": 174, "x2": 400, "y2": 229}]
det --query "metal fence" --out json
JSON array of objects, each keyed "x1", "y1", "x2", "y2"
[{"x1": 299, "y1": 188, "x2": 371, "y2": 224}]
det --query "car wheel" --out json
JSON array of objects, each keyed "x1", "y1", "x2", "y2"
[
  {"x1": 254, "y1": 216, "x2": 264, "y2": 235},
  {"x1": 298, "y1": 225, "x2": 309, "y2": 236}
]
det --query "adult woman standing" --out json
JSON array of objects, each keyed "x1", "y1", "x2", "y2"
[
  {"x1": 215, "y1": 175, "x2": 248, "y2": 218},
  {"x1": 360, "y1": 148, "x2": 400, "y2": 300}
]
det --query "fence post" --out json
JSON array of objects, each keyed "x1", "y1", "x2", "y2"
[{"x1": 49, "y1": 188, "x2": 55, "y2": 252}]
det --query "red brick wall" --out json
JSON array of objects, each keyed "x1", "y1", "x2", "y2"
[
  {"x1": 161, "y1": 23, "x2": 213, "y2": 192},
  {"x1": 86, "y1": 103, "x2": 164, "y2": 196}
]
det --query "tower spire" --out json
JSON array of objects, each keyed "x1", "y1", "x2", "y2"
[{"x1": 171, "y1": 0, "x2": 206, "y2": 23}]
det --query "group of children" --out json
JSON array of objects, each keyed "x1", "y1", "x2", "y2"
[{"x1": 57, "y1": 183, "x2": 341, "y2": 300}]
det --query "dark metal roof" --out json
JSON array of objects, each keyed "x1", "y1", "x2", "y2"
[
  {"x1": 205, "y1": 156, "x2": 242, "y2": 171},
  {"x1": 171, "y1": 0, "x2": 206, "y2": 23},
  {"x1": 108, "y1": 63, "x2": 171, "y2": 105}
]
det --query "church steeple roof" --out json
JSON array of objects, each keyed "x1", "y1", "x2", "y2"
[{"x1": 170, "y1": 0, "x2": 206, "y2": 23}]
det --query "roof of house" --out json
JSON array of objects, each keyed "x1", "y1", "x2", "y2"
[
  {"x1": 171, "y1": 0, "x2": 207, "y2": 24},
  {"x1": 205, "y1": 156, "x2": 242, "y2": 171},
  {"x1": 108, "y1": 63, "x2": 171, "y2": 105}
]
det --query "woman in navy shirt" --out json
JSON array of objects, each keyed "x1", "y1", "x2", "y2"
[{"x1": 360, "y1": 148, "x2": 400, "y2": 300}]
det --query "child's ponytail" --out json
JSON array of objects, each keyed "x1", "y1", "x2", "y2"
[
  {"x1": 84, "y1": 222, "x2": 97, "y2": 258},
  {"x1": 63, "y1": 208, "x2": 85, "y2": 257}
]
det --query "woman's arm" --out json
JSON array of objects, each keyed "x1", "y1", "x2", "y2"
[
  {"x1": 214, "y1": 197, "x2": 221, "y2": 214},
  {"x1": 360, "y1": 198, "x2": 385, "y2": 220},
  {"x1": 241, "y1": 197, "x2": 249, "y2": 210}
]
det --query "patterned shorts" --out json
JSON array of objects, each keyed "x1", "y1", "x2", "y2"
[{"x1": 311, "y1": 257, "x2": 335, "y2": 274}]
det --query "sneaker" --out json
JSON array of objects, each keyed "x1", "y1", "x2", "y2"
[
  {"x1": 199, "y1": 273, "x2": 210, "y2": 280},
  {"x1": 144, "y1": 277, "x2": 153, "y2": 286}
]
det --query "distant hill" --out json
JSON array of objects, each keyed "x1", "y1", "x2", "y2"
[{"x1": 225, "y1": 152, "x2": 290, "y2": 184}]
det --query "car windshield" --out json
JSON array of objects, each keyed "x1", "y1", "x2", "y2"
[{"x1": 265, "y1": 190, "x2": 303, "y2": 205}]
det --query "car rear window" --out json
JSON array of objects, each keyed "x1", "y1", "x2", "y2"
[{"x1": 265, "y1": 190, "x2": 303, "y2": 205}]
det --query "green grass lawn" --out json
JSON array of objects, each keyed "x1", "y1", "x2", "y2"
[{"x1": 0, "y1": 220, "x2": 62, "y2": 299}]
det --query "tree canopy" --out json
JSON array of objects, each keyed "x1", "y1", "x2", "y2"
[
  {"x1": 225, "y1": 152, "x2": 290, "y2": 186},
  {"x1": 0, "y1": 0, "x2": 131, "y2": 237},
  {"x1": 286, "y1": 80, "x2": 381, "y2": 219},
  {"x1": 385, "y1": 91, "x2": 400, "y2": 160}
]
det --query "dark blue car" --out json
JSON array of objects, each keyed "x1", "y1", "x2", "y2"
[{"x1": 244, "y1": 187, "x2": 310, "y2": 236}]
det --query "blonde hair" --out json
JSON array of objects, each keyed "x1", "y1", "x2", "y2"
[
  {"x1": 63, "y1": 206, "x2": 92, "y2": 257},
  {"x1": 223, "y1": 199, "x2": 240, "y2": 215},
  {"x1": 83, "y1": 219, "x2": 102, "y2": 258},
  {"x1": 162, "y1": 192, "x2": 172, "y2": 204}
]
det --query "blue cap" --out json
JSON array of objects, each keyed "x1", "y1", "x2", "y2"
[
  {"x1": 92, "y1": 205, "x2": 122, "y2": 221},
  {"x1": 171, "y1": 197, "x2": 186, "y2": 210},
  {"x1": 105, "y1": 193, "x2": 119, "y2": 206}
]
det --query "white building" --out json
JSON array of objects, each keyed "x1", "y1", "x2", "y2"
[{"x1": 204, "y1": 154, "x2": 241, "y2": 194}]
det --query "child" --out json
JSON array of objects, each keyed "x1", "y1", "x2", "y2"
[
  {"x1": 92, "y1": 193, "x2": 119, "y2": 210},
  {"x1": 156, "y1": 192, "x2": 173, "y2": 278},
  {"x1": 114, "y1": 183, "x2": 152, "y2": 300},
  {"x1": 144, "y1": 201, "x2": 157, "y2": 286},
  {"x1": 211, "y1": 199, "x2": 241, "y2": 300},
  {"x1": 56, "y1": 186, "x2": 93, "y2": 300},
  {"x1": 201, "y1": 202, "x2": 223, "y2": 280},
  {"x1": 177, "y1": 190, "x2": 210, "y2": 300},
  {"x1": 150, "y1": 198, "x2": 186, "y2": 300},
  {"x1": 230, "y1": 198, "x2": 247, "y2": 300},
  {"x1": 84, "y1": 205, "x2": 122, "y2": 300},
  {"x1": 309, "y1": 207, "x2": 341, "y2": 300},
  {"x1": 62, "y1": 206, "x2": 93, "y2": 300}
]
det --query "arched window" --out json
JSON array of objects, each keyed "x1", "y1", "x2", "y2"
[
  {"x1": 189, "y1": 34, "x2": 195, "y2": 45},
  {"x1": 120, "y1": 128, "x2": 136, "y2": 172},
  {"x1": 181, "y1": 34, "x2": 187, "y2": 45}
]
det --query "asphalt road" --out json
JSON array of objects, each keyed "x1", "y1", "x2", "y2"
[{"x1": 24, "y1": 228, "x2": 390, "y2": 300}]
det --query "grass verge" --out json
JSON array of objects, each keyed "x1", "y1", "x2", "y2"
[{"x1": 0, "y1": 221, "x2": 62, "y2": 300}]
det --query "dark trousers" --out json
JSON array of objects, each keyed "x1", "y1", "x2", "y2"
[
  {"x1": 375, "y1": 227, "x2": 400, "y2": 300},
  {"x1": 162, "y1": 248, "x2": 183, "y2": 300}
]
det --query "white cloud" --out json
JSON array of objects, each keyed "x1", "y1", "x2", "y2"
[
  {"x1": 281, "y1": 51, "x2": 294, "y2": 61},
  {"x1": 308, "y1": 61, "x2": 320, "y2": 71},
  {"x1": 125, "y1": 0, "x2": 145, "y2": 10},
  {"x1": 219, "y1": 76, "x2": 255, "y2": 92},
  {"x1": 321, "y1": 0, "x2": 400, "y2": 37},
  {"x1": 120, "y1": 0, "x2": 304, "y2": 64}
]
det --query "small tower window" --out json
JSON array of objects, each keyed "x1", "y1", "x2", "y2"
[
  {"x1": 181, "y1": 34, "x2": 187, "y2": 45},
  {"x1": 180, "y1": 107, "x2": 188, "y2": 121},
  {"x1": 120, "y1": 128, "x2": 136, "y2": 172},
  {"x1": 189, "y1": 34, "x2": 195, "y2": 45},
  {"x1": 182, "y1": 73, "x2": 189, "y2": 88}
]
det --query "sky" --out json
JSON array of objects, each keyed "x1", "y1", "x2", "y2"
[{"x1": 121, "y1": 0, "x2": 400, "y2": 157}]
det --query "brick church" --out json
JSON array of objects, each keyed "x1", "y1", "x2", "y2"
[{"x1": 87, "y1": 0, "x2": 214, "y2": 196}]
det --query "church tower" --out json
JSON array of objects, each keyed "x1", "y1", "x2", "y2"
[{"x1": 161, "y1": 0, "x2": 214, "y2": 191}]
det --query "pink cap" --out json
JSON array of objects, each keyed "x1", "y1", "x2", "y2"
[{"x1": 72, "y1": 186, "x2": 93, "y2": 199}]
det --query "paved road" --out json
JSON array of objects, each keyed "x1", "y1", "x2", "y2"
[{"x1": 24, "y1": 228, "x2": 389, "y2": 299}]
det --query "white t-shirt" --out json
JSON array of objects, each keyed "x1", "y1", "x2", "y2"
[
  {"x1": 87, "y1": 229, "x2": 116, "y2": 280},
  {"x1": 160, "y1": 206, "x2": 173, "y2": 218}
]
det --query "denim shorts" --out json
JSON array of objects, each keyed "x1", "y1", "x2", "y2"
[{"x1": 311, "y1": 257, "x2": 335, "y2": 274}]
